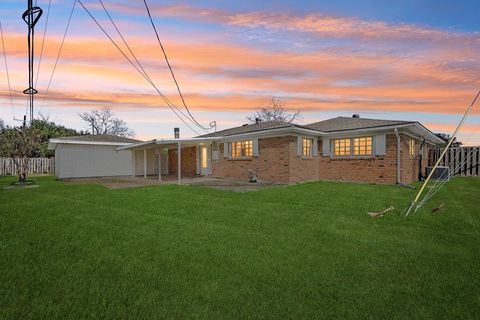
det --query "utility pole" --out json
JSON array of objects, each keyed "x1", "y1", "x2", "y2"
[{"x1": 22, "y1": 0, "x2": 42, "y2": 125}]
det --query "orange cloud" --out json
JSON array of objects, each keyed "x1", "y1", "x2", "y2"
[{"x1": 0, "y1": 3, "x2": 479, "y2": 124}]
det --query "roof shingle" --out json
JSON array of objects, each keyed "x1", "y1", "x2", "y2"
[
  {"x1": 306, "y1": 117, "x2": 414, "y2": 132},
  {"x1": 59, "y1": 134, "x2": 141, "y2": 144},
  {"x1": 198, "y1": 120, "x2": 295, "y2": 138}
]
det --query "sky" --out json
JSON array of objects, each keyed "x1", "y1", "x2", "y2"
[{"x1": 0, "y1": 0, "x2": 479, "y2": 143}]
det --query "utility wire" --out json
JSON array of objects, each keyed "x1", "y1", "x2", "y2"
[
  {"x1": 35, "y1": 0, "x2": 52, "y2": 88},
  {"x1": 83, "y1": 0, "x2": 200, "y2": 135},
  {"x1": 41, "y1": 0, "x2": 76, "y2": 106},
  {"x1": 98, "y1": 0, "x2": 210, "y2": 134},
  {"x1": 142, "y1": 0, "x2": 215, "y2": 131},
  {"x1": 96, "y1": 0, "x2": 208, "y2": 134},
  {"x1": 77, "y1": 0, "x2": 201, "y2": 135},
  {"x1": 0, "y1": 20, "x2": 15, "y2": 119}
]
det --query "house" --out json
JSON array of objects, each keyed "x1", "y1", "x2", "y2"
[{"x1": 48, "y1": 115, "x2": 443, "y2": 184}]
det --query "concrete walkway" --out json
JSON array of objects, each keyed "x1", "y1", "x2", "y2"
[{"x1": 63, "y1": 176, "x2": 283, "y2": 191}]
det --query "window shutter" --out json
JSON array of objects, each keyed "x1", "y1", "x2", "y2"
[
  {"x1": 223, "y1": 142, "x2": 229, "y2": 158},
  {"x1": 252, "y1": 138, "x2": 259, "y2": 157},
  {"x1": 313, "y1": 138, "x2": 318, "y2": 156},
  {"x1": 296, "y1": 136, "x2": 302, "y2": 156},
  {"x1": 322, "y1": 138, "x2": 330, "y2": 156},
  {"x1": 375, "y1": 134, "x2": 386, "y2": 156}
]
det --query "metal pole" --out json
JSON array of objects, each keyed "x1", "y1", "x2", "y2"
[
  {"x1": 143, "y1": 149, "x2": 147, "y2": 179},
  {"x1": 406, "y1": 90, "x2": 480, "y2": 216},
  {"x1": 22, "y1": 0, "x2": 42, "y2": 124},
  {"x1": 177, "y1": 142, "x2": 182, "y2": 184},
  {"x1": 158, "y1": 150, "x2": 162, "y2": 182}
]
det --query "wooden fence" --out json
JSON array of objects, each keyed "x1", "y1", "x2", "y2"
[
  {"x1": 429, "y1": 147, "x2": 480, "y2": 177},
  {"x1": 0, "y1": 158, "x2": 55, "y2": 176}
]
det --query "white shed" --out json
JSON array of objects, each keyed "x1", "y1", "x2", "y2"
[{"x1": 48, "y1": 135, "x2": 140, "y2": 179}]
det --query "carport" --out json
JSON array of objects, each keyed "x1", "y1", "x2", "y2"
[{"x1": 117, "y1": 137, "x2": 221, "y2": 184}]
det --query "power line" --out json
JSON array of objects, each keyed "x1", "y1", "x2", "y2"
[
  {"x1": 97, "y1": 0, "x2": 209, "y2": 135},
  {"x1": 0, "y1": 20, "x2": 15, "y2": 119},
  {"x1": 35, "y1": 0, "x2": 52, "y2": 88},
  {"x1": 142, "y1": 0, "x2": 215, "y2": 132},
  {"x1": 41, "y1": 0, "x2": 76, "y2": 107},
  {"x1": 77, "y1": 0, "x2": 201, "y2": 135},
  {"x1": 98, "y1": 0, "x2": 210, "y2": 134}
]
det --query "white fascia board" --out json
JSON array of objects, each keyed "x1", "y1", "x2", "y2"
[
  {"x1": 49, "y1": 139, "x2": 135, "y2": 147},
  {"x1": 413, "y1": 123, "x2": 444, "y2": 145},
  {"x1": 155, "y1": 137, "x2": 221, "y2": 145},
  {"x1": 320, "y1": 123, "x2": 443, "y2": 145},
  {"x1": 322, "y1": 124, "x2": 415, "y2": 137},
  {"x1": 217, "y1": 126, "x2": 323, "y2": 142},
  {"x1": 116, "y1": 140, "x2": 157, "y2": 150},
  {"x1": 402, "y1": 123, "x2": 444, "y2": 145}
]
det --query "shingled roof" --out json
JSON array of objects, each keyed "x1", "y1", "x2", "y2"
[
  {"x1": 58, "y1": 134, "x2": 141, "y2": 144},
  {"x1": 199, "y1": 116, "x2": 417, "y2": 138},
  {"x1": 198, "y1": 120, "x2": 296, "y2": 138},
  {"x1": 306, "y1": 117, "x2": 414, "y2": 132}
]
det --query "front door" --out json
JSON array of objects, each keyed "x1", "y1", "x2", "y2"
[{"x1": 200, "y1": 145, "x2": 210, "y2": 176}]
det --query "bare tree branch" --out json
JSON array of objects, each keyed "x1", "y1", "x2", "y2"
[
  {"x1": 79, "y1": 107, "x2": 134, "y2": 137},
  {"x1": 247, "y1": 97, "x2": 301, "y2": 123}
]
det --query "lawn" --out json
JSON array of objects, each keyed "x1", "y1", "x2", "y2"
[{"x1": 0, "y1": 176, "x2": 479, "y2": 319}]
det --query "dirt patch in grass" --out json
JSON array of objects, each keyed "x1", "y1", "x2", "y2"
[
  {"x1": 3, "y1": 180, "x2": 38, "y2": 190},
  {"x1": 190, "y1": 178, "x2": 286, "y2": 192}
]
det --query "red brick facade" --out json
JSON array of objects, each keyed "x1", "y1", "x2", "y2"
[
  {"x1": 210, "y1": 134, "x2": 427, "y2": 185},
  {"x1": 168, "y1": 146, "x2": 197, "y2": 178},
  {"x1": 212, "y1": 137, "x2": 292, "y2": 183}
]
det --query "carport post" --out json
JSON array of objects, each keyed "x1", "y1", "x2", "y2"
[
  {"x1": 143, "y1": 149, "x2": 147, "y2": 179},
  {"x1": 158, "y1": 149, "x2": 162, "y2": 182},
  {"x1": 177, "y1": 141, "x2": 182, "y2": 184}
]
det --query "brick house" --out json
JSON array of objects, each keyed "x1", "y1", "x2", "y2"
[
  {"x1": 50, "y1": 115, "x2": 443, "y2": 184},
  {"x1": 116, "y1": 115, "x2": 443, "y2": 185}
]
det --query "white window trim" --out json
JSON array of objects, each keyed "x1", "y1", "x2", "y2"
[
  {"x1": 229, "y1": 140, "x2": 254, "y2": 159},
  {"x1": 330, "y1": 136, "x2": 376, "y2": 158},
  {"x1": 302, "y1": 137, "x2": 314, "y2": 157}
]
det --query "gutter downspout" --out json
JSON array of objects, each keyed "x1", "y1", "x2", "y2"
[{"x1": 394, "y1": 128, "x2": 401, "y2": 184}]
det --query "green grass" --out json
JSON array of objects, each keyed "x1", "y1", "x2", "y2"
[{"x1": 1, "y1": 176, "x2": 479, "y2": 319}]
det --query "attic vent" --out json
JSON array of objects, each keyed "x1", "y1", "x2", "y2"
[{"x1": 352, "y1": 114, "x2": 360, "y2": 118}]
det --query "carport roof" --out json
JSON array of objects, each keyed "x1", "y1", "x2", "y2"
[
  {"x1": 56, "y1": 134, "x2": 141, "y2": 143},
  {"x1": 117, "y1": 137, "x2": 221, "y2": 150}
]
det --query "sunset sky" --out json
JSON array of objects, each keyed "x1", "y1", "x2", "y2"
[{"x1": 1, "y1": 0, "x2": 479, "y2": 143}]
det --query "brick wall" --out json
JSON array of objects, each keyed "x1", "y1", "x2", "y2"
[
  {"x1": 211, "y1": 133, "x2": 427, "y2": 185},
  {"x1": 400, "y1": 135, "x2": 419, "y2": 184},
  {"x1": 318, "y1": 133, "x2": 423, "y2": 185},
  {"x1": 168, "y1": 146, "x2": 197, "y2": 177},
  {"x1": 318, "y1": 134, "x2": 396, "y2": 184},
  {"x1": 289, "y1": 138, "x2": 320, "y2": 183},
  {"x1": 212, "y1": 136, "x2": 291, "y2": 183}
]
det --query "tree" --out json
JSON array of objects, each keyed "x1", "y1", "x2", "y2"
[
  {"x1": 0, "y1": 118, "x2": 5, "y2": 130},
  {"x1": 0, "y1": 126, "x2": 42, "y2": 182},
  {"x1": 247, "y1": 97, "x2": 301, "y2": 123},
  {"x1": 434, "y1": 133, "x2": 463, "y2": 148},
  {"x1": 79, "y1": 107, "x2": 134, "y2": 137},
  {"x1": 30, "y1": 114, "x2": 84, "y2": 157}
]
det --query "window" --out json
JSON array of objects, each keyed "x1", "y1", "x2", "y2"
[
  {"x1": 333, "y1": 138, "x2": 351, "y2": 156},
  {"x1": 231, "y1": 140, "x2": 253, "y2": 158},
  {"x1": 333, "y1": 136, "x2": 373, "y2": 156},
  {"x1": 302, "y1": 138, "x2": 313, "y2": 156},
  {"x1": 409, "y1": 139, "x2": 416, "y2": 158},
  {"x1": 353, "y1": 136, "x2": 373, "y2": 156}
]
